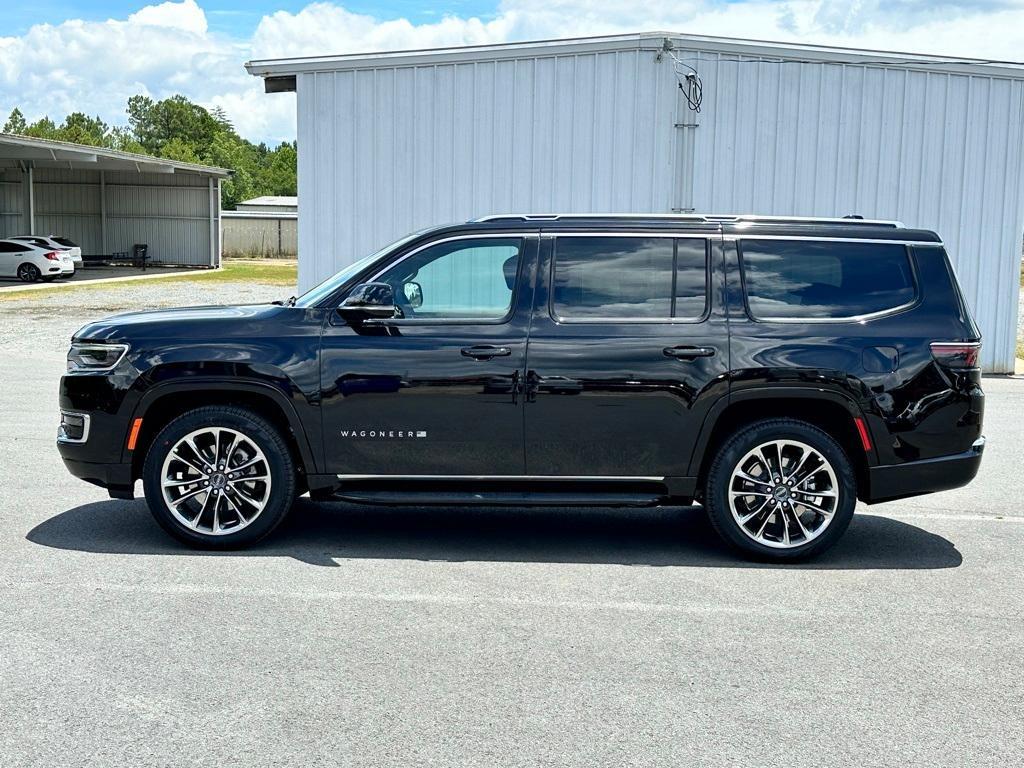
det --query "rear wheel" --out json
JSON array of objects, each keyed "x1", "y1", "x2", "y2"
[
  {"x1": 17, "y1": 263, "x2": 41, "y2": 282},
  {"x1": 142, "y1": 406, "x2": 296, "y2": 549},
  {"x1": 704, "y1": 418, "x2": 856, "y2": 561}
]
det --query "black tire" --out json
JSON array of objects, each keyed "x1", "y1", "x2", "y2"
[
  {"x1": 704, "y1": 418, "x2": 856, "y2": 562},
  {"x1": 17, "y1": 263, "x2": 41, "y2": 282},
  {"x1": 142, "y1": 406, "x2": 297, "y2": 549}
]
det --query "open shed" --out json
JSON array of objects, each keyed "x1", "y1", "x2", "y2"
[{"x1": 0, "y1": 133, "x2": 230, "y2": 267}]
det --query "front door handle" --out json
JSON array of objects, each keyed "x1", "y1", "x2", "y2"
[
  {"x1": 461, "y1": 345, "x2": 512, "y2": 360},
  {"x1": 663, "y1": 345, "x2": 716, "y2": 360}
]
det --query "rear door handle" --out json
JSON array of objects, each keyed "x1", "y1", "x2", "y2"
[
  {"x1": 461, "y1": 345, "x2": 512, "y2": 360},
  {"x1": 663, "y1": 345, "x2": 716, "y2": 360}
]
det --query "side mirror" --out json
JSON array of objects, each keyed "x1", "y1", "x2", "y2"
[
  {"x1": 338, "y1": 282, "x2": 397, "y2": 321},
  {"x1": 403, "y1": 281, "x2": 423, "y2": 309}
]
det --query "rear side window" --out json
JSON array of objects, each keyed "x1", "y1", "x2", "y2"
[
  {"x1": 0, "y1": 242, "x2": 29, "y2": 252},
  {"x1": 552, "y1": 236, "x2": 708, "y2": 321},
  {"x1": 740, "y1": 240, "x2": 916, "y2": 320}
]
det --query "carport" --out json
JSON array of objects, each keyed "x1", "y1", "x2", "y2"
[{"x1": 0, "y1": 133, "x2": 229, "y2": 267}]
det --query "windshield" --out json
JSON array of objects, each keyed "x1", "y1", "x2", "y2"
[{"x1": 292, "y1": 228, "x2": 434, "y2": 308}]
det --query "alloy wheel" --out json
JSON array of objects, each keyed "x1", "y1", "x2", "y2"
[
  {"x1": 160, "y1": 426, "x2": 272, "y2": 535},
  {"x1": 17, "y1": 264, "x2": 39, "y2": 282},
  {"x1": 727, "y1": 439, "x2": 840, "y2": 549}
]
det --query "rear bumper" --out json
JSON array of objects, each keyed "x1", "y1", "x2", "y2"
[
  {"x1": 60, "y1": 456, "x2": 135, "y2": 499},
  {"x1": 865, "y1": 437, "x2": 985, "y2": 503}
]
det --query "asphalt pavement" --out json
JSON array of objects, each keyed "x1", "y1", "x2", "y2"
[{"x1": 0, "y1": 282, "x2": 1021, "y2": 767}]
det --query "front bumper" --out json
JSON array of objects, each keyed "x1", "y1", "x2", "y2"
[
  {"x1": 58, "y1": 372, "x2": 140, "y2": 498},
  {"x1": 866, "y1": 437, "x2": 985, "y2": 503},
  {"x1": 60, "y1": 456, "x2": 135, "y2": 499}
]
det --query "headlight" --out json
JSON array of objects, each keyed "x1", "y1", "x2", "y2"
[{"x1": 67, "y1": 342, "x2": 129, "y2": 373}]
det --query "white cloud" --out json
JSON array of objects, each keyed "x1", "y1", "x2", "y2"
[
  {"x1": 1, "y1": 0, "x2": 1023, "y2": 145},
  {"x1": 128, "y1": 0, "x2": 208, "y2": 33}
]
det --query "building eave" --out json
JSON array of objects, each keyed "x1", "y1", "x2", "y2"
[
  {"x1": 0, "y1": 133, "x2": 233, "y2": 177},
  {"x1": 245, "y1": 30, "x2": 1024, "y2": 85}
]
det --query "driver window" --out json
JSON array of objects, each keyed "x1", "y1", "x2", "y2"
[{"x1": 377, "y1": 237, "x2": 522, "y2": 320}]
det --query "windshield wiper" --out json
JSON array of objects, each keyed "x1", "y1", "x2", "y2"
[{"x1": 273, "y1": 296, "x2": 298, "y2": 307}]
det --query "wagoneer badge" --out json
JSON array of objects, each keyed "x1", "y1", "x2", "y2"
[{"x1": 340, "y1": 430, "x2": 427, "y2": 438}]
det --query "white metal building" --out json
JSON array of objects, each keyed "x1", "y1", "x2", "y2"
[
  {"x1": 0, "y1": 133, "x2": 229, "y2": 266},
  {"x1": 235, "y1": 196, "x2": 297, "y2": 213},
  {"x1": 247, "y1": 32, "x2": 1024, "y2": 372}
]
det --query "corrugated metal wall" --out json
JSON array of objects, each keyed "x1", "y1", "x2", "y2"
[
  {"x1": 222, "y1": 215, "x2": 298, "y2": 257},
  {"x1": 0, "y1": 166, "x2": 217, "y2": 266},
  {"x1": 0, "y1": 168, "x2": 25, "y2": 234},
  {"x1": 683, "y1": 50, "x2": 1024, "y2": 373},
  {"x1": 295, "y1": 41, "x2": 1024, "y2": 371},
  {"x1": 296, "y1": 49, "x2": 679, "y2": 291}
]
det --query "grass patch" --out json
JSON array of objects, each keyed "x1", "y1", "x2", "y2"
[
  {"x1": 163, "y1": 260, "x2": 297, "y2": 286},
  {"x1": 0, "y1": 259, "x2": 297, "y2": 301}
]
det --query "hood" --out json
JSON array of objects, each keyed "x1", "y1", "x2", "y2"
[{"x1": 73, "y1": 303, "x2": 287, "y2": 343}]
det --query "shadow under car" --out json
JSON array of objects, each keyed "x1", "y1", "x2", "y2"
[{"x1": 26, "y1": 499, "x2": 963, "y2": 570}]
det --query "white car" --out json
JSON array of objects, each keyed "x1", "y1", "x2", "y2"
[
  {"x1": 0, "y1": 238, "x2": 75, "y2": 282},
  {"x1": 10, "y1": 235, "x2": 82, "y2": 265}
]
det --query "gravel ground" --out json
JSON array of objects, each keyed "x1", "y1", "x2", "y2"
[
  {"x1": 1, "y1": 277, "x2": 1023, "y2": 767},
  {"x1": 0, "y1": 279, "x2": 287, "y2": 358}
]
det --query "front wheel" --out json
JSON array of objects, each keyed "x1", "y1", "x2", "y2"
[
  {"x1": 142, "y1": 406, "x2": 297, "y2": 549},
  {"x1": 704, "y1": 419, "x2": 856, "y2": 561}
]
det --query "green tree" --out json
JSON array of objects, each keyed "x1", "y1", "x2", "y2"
[
  {"x1": 3, "y1": 108, "x2": 27, "y2": 134},
  {"x1": 2, "y1": 94, "x2": 297, "y2": 209},
  {"x1": 257, "y1": 142, "x2": 298, "y2": 196},
  {"x1": 23, "y1": 117, "x2": 58, "y2": 139},
  {"x1": 159, "y1": 136, "x2": 201, "y2": 163},
  {"x1": 127, "y1": 94, "x2": 223, "y2": 156},
  {"x1": 57, "y1": 112, "x2": 110, "y2": 146}
]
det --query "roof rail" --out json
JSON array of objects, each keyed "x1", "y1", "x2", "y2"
[{"x1": 470, "y1": 213, "x2": 905, "y2": 228}]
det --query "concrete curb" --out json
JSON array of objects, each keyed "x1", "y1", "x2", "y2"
[{"x1": 0, "y1": 267, "x2": 221, "y2": 295}]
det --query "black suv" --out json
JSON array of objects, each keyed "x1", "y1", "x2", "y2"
[{"x1": 57, "y1": 214, "x2": 984, "y2": 560}]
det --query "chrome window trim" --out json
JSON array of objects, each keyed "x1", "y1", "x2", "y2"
[
  {"x1": 57, "y1": 411, "x2": 91, "y2": 444},
  {"x1": 546, "y1": 232, "x2": 714, "y2": 325},
  {"x1": 736, "y1": 238, "x2": 922, "y2": 325},
  {"x1": 337, "y1": 474, "x2": 665, "y2": 482},
  {"x1": 724, "y1": 235, "x2": 942, "y2": 246},
  {"x1": 362, "y1": 232, "x2": 536, "y2": 326},
  {"x1": 542, "y1": 231, "x2": 717, "y2": 238}
]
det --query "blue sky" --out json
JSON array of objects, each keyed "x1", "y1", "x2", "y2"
[
  {"x1": 4, "y1": 0, "x2": 498, "y2": 37},
  {"x1": 1, "y1": 0, "x2": 1022, "y2": 145}
]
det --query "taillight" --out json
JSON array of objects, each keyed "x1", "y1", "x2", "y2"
[
  {"x1": 44, "y1": 251, "x2": 60, "y2": 261},
  {"x1": 930, "y1": 341, "x2": 981, "y2": 369}
]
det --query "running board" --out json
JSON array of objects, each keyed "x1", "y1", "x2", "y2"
[{"x1": 331, "y1": 490, "x2": 666, "y2": 507}]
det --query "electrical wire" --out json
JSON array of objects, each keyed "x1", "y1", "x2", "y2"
[{"x1": 667, "y1": 50, "x2": 703, "y2": 113}]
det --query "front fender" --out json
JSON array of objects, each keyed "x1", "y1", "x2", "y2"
[{"x1": 126, "y1": 370, "x2": 320, "y2": 474}]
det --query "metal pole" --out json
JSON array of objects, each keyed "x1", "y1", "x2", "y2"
[
  {"x1": 100, "y1": 170, "x2": 107, "y2": 254},
  {"x1": 25, "y1": 165, "x2": 35, "y2": 232},
  {"x1": 208, "y1": 176, "x2": 218, "y2": 267}
]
